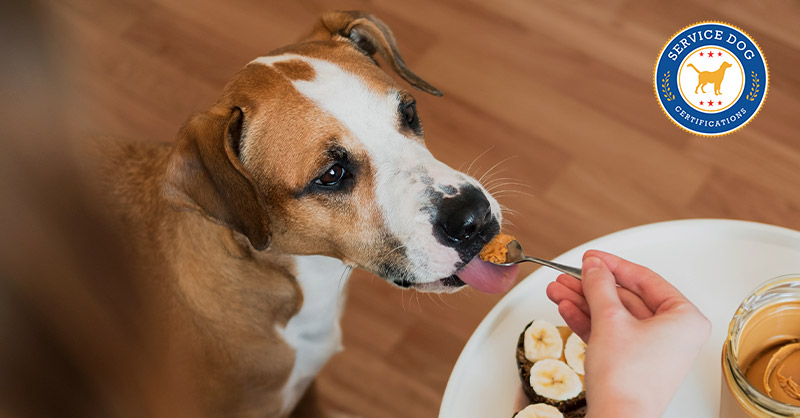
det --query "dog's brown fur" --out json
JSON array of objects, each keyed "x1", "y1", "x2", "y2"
[{"x1": 90, "y1": 11, "x2": 441, "y2": 418}]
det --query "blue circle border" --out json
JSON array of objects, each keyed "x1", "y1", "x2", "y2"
[{"x1": 654, "y1": 22, "x2": 768, "y2": 136}]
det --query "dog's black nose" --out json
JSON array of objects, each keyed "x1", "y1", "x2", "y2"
[{"x1": 437, "y1": 185, "x2": 492, "y2": 243}]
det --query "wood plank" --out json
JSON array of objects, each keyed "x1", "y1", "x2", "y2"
[{"x1": 48, "y1": 1, "x2": 800, "y2": 416}]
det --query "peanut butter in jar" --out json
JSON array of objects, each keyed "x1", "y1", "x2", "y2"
[
  {"x1": 744, "y1": 336, "x2": 800, "y2": 407},
  {"x1": 721, "y1": 276, "x2": 800, "y2": 417}
]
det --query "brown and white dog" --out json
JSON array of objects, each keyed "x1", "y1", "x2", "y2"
[{"x1": 96, "y1": 11, "x2": 513, "y2": 418}]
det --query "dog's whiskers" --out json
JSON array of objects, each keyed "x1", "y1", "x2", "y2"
[
  {"x1": 483, "y1": 176, "x2": 530, "y2": 189},
  {"x1": 478, "y1": 155, "x2": 517, "y2": 184},
  {"x1": 424, "y1": 292, "x2": 440, "y2": 309},
  {"x1": 491, "y1": 189, "x2": 537, "y2": 199},
  {"x1": 501, "y1": 218, "x2": 519, "y2": 228},
  {"x1": 485, "y1": 182, "x2": 533, "y2": 194},
  {"x1": 373, "y1": 243, "x2": 408, "y2": 267},
  {"x1": 436, "y1": 291, "x2": 456, "y2": 309},
  {"x1": 488, "y1": 179, "x2": 537, "y2": 195},
  {"x1": 335, "y1": 265, "x2": 353, "y2": 310},
  {"x1": 461, "y1": 146, "x2": 494, "y2": 177},
  {"x1": 498, "y1": 203, "x2": 521, "y2": 216},
  {"x1": 478, "y1": 167, "x2": 511, "y2": 186},
  {"x1": 483, "y1": 176, "x2": 532, "y2": 188}
]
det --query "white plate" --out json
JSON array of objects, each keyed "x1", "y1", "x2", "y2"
[{"x1": 440, "y1": 219, "x2": 800, "y2": 418}]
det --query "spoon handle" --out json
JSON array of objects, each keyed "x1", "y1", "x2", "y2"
[{"x1": 523, "y1": 256, "x2": 583, "y2": 280}]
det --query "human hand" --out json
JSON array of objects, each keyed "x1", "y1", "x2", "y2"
[{"x1": 546, "y1": 250, "x2": 711, "y2": 418}]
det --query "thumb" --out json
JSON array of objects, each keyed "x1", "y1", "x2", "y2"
[{"x1": 582, "y1": 256, "x2": 625, "y2": 315}]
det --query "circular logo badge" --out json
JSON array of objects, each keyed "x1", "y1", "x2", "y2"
[{"x1": 655, "y1": 22, "x2": 768, "y2": 136}]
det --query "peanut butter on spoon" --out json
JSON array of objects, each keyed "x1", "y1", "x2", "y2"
[{"x1": 479, "y1": 233, "x2": 516, "y2": 264}]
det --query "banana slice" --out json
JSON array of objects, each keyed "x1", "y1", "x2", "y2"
[
  {"x1": 514, "y1": 403, "x2": 564, "y2": 418},
  {"x1": 529, "y1": 359, "x2": 583, "y2": 401},
  {"x1": 524, "y1": 320, "x2": 563, "y2": 362},
  {"x1": 564, "y1": 333, "x2": 586, "y2": 375}
]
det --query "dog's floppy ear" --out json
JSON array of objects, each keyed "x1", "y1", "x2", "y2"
[
  {"x1": 164, "y1": 107, "x2": 271, "y2": 250},
  {"x1": 310, "y1": 10, "x2": 442, "y2": 97}
]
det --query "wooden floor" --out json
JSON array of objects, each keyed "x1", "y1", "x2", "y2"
[{"x1": 46, "y1": 1, "x2": 800, "y2": 416}]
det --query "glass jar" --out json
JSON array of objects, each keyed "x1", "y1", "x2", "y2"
[{"x1": 721, "y1": 275, "x2": 800, "y2": 417}]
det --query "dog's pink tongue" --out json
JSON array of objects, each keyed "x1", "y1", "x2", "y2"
[{"x1": 456, "y1": 256, "x2": 519, "y2": 294}]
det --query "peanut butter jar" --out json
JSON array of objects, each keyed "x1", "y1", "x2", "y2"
[{"x1": 721, "y1": 275, "x2": 800, "y2": 417}]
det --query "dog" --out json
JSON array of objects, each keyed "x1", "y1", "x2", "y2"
[
  {"x1": 93, "y1": 11, "x2": 506, "y2": 418},
  {"x1": 687, "y1": 61, "x2": 732, "y2": 95}
]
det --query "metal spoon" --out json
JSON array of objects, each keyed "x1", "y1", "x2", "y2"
[{"x1": 491, "y1": 240, "x2": 583, "y2": 280}]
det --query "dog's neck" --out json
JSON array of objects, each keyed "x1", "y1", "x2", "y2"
[
  {"x1": 157, "y1": 206, "x2": 299, "y2": 415},
  {"x1": 166, "y1": 182, "x2": 352, "y2": 417},
  {"x1": 167, "y1": 212, "x2": 352, "y2": 416},
  {"x1": 169, "y1": 214, "x2": 301, "y2": 331}
]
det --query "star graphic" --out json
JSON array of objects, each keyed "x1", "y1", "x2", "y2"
[
  {"x1": 700, "y1": 101, "x2": 705, "y2": 105},
  {"x1": 718, "y1": 52, "x2": 722, "y2": 57},
  {"x1": 708, "y1": 52, "x2": 715, "y2": 58},
  {"x1": 718, "y1": 101, "x2": 723, "y2": 105},
  {"x1": 708, "y1": 101, "x2": 714, "y2": 106},
  {"x1": 699, "y1": 52, "x2": 704, "y2": 56}
]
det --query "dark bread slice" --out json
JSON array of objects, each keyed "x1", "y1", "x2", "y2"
[
  {"x1": 516, "y1": 321, "x2": 587, "y2": 414},
  {"x1": 511, "y1": 405, "x2": 586, "y2": 418},
  {"x1": 564, "y1": 406, "x2": 586, "y2": 417}
]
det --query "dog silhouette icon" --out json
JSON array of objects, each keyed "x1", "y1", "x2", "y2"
[{"x1": 687, "y1": 62, "x2": 733, "y2": 95}]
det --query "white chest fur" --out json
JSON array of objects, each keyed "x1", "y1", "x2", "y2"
[{"x1": 278, "y1": 255, "x2": 351, "y2": 415}]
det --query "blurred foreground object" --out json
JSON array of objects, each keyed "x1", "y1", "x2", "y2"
[{"x1": 0, "y1": 2, "x2": 199, "y2": 418}]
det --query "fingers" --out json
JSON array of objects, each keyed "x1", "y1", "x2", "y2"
[
  {"x1": 546, "y1": 279, "x2": 589, "y2": 313},
  {"x1": 581, "y1": 256, "x2": 625, "y2": 315},
  {"x1": 557, "y1": 300, "x2": 591, "y2": 342},
  {"x1": 584, "y1": 250, "x2": 688, "y2": 314},
  {"x1": 555, "y1": 274, "x2": 583, "y2": 295},
  {"x1": 620, "y1": 288, "x2": 656, "y2": 320},
  {"x1": 548, "y1": 275, "x2": 654, "y2": 320}
]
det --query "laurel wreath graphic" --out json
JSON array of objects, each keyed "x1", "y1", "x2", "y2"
[
  {"x1": 746, "y1": 71, "x2": 760, "y2": 101},
  {"x1": 661, "y1": 71, "x2": 675, "y2": 101}
]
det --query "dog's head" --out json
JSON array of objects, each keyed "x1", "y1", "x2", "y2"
[{"x1": 165, "y1": 11, "x2": 507, "y2": 293}]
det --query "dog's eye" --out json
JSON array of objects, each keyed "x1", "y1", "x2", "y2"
[
  {"x1": 400, "y1": 101, "x2": 419, "y2": 130},
  {"x1": 315, "y1": 164, "x2": 347, "y2": 186}
]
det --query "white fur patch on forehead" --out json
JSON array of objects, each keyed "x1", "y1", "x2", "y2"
[
  {"x1": 250, "y1": 54, "x2": 314, "y2": 71},
  {"x1": 251, "y1": 54, "x2": 417, "y2": 153}
]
